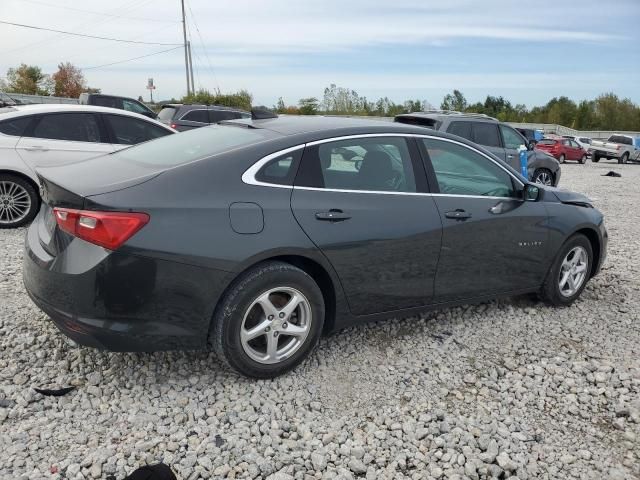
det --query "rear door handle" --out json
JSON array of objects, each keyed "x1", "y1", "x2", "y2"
[
  {"x1": 315, "y1": 209, "x2": 351, "y2": 222},
  {"x1": 24, "y1": 145, "x2": 49, "y2": 151},
  {"x1": 444, "y1": 209, "x2": 472, "y2": 220}
]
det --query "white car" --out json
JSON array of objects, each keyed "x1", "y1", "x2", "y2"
[
  {"x1": 562, "y1": 135, "x2": 592, "y2": 152},
  {"x1": 0, "y1": 104, "x2": 175, "y2": 228}
]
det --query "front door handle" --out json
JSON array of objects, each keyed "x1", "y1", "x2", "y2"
[
  {"x1": 24, "y1": 145, "x2": 49, "y2": 151},
  {"x1": 315, "y1": 209, "x2": 351, "y2": 222},
  {"x1": 444, "y1": 209, "x2": 472, "y2": 220}
]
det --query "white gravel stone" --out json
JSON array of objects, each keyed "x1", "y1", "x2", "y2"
[{"x1": 1, "y1": 162, "x2": 639, "y2": 479}]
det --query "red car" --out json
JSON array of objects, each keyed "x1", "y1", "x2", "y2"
[{"x1": 535, "y1": 138, "x2": 587, "y2": 164}]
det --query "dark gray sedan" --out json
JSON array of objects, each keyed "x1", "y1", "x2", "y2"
[{"x1": 24, "y1": 116, "x2": 607, "y2": 378}]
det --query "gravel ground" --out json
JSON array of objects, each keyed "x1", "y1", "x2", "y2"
[{"x1": 1, "y1": 161, "x2": 639, "y2": 480}]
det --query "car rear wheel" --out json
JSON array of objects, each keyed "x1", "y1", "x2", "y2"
[
  {"x1": 533, "y1": 168, "x2": 554, "y2": 186},
  {"x1": 0, "y1": 174, "x2": 39, "y2": 229},
  {"x1": 558, "y1": 154, "x2": 566, "y2": 164},
  {"x1": 592, "y1": 153, "x2": 600, "y2": 162},
  {"x1": 210, "y1": 261, "x2": 325, "y2": 378},
  {"x1": 540, "y1": 234, "x2": 592, "y2": 306},
  {"x1": 619, "y1": 153, "x2": 629, "y2": 164},
  {"x1": 580, "y1": 154, "x2": 587, "y2": 164}
]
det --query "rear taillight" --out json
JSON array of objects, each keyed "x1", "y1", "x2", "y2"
[{"x1": 53, "y1": 208, "x2": 149, "y2": 250}]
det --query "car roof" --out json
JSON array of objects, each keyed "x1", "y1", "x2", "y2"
[
  {"x1": 224, "y1": 115, "x2": 431, "y2": 136},
  {"x1": 0, "y1": 104, "x2": 173, "y2": 129},
  {"x1": 396, "y1": 111, "x2": 499, "y2": 122},
  {"x1": 174, "y1": 104, "x2": 247, "y2": 112}
]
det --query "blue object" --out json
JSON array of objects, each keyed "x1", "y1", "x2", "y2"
[
  {"x1": 519, "y1": 148, "x2": 528, "y2": 178},
  {"x1": 534, "y1": 130, "x2": 544, "y2": 142}
]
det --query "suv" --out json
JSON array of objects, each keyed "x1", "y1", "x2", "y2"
[
  {"x1": 157, "y1": 104, "x2": 250, "y2": 131},
  {"x1": 395, "y1": 111, "x2": 561, "y2": 186},
  {"x1": 79, "y1": 93, "x2": 156, "y2": 119}
]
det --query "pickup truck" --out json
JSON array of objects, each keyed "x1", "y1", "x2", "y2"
[{"x1": 589, "y1": 134, "x2": 640, "y2": 163}]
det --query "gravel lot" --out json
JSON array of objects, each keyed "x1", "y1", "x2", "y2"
[{"x1": 1, "y1": 161, "x2": 639, "y2": 480}]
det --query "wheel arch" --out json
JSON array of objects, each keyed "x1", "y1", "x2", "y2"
[
  {"x1": 210, "y1": 253, "x2": 342, "y2": 339},
  {"x1": 573, "y1": 227, "x2": 601, "y2": 278}
]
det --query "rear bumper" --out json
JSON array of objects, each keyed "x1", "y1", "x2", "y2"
[{"x1": 23, "y1": 219, "x2": 229, "y2": 352}]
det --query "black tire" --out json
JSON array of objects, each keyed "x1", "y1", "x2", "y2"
[
  {"x1": 579, "y1": 154, "x2": 587, "y2": 164},
  {"x1": 619, "y1": 153, "x2": 629, "y2": 164},
  {"x1": 592, "y1": 154, "x2": 600, "y2": 163},
  {"x1": 533, "y1": 168, "x2": 554, "y2": 186},
  {"x1": 540, "y1": 234, "x2": 593, "y2": 307},
  {"x1": 0, "y1": 174, "x2": 39, "y2": 229},
  {"x1": 210, "y1": 261, "x2": 325, "y2": 378},
  {"x1": 558, "y1": 154, "x2": 566, "y2": 164}
]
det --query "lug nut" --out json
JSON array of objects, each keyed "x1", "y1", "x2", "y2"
[
  {"x1": 274, "y1": 331, "x2": 279, "y2": 337},
  {"x1": 265, "y1": 326, "x2": 271, "y2": 332},
  {"x1": 282, "y1": 322, "x2": 288, "y2": 329},
  {"x1": 279, "y1": 312, "x2": 285, "y2": 318},
  {"x1": 268, "y1": 315, "x2": 274, "y2": 320}
]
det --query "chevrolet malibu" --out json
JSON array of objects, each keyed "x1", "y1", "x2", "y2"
[{"x1": 23, "y1": 116, "x2": 607, "y2": 378}]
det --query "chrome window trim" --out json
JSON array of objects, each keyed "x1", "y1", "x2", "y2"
[{"x1": 241, "y1": 133, "x2": 525, "y2": 194}]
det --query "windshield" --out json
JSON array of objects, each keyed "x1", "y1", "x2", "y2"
[{"x1": 106, "y1": 124, "x2": 278, "y2": 168}]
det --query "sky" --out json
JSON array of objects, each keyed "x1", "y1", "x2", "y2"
[{"x1": 1, "y1": 0, "x2": 639, "y2": 108}]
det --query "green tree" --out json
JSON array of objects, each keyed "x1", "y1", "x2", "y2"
[
  {"x1": 5, "y1": 64, "x2": 51, "y2": 95},
  {"x1": 181, "y1": 88, "x2": 252, "y2": 111},
  {"x1": 298, "y1": 97, "x2": 319, "y2": 115},
  {"x1": 440, "y1": 90, "x2": 467, "y2": 111}
]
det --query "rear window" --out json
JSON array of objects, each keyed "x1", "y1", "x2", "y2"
[
  {"x1": 0, "y1": 116, "x2": 32, "y2": 136},
  {"x1": 106, "y1": 124, "x2": 277, "y2": 167},
  {"x1": 538, "y1": 139, "x2": 557, "y2": 145},
  {"x1": 181, "y1": 109, "x2": 209, "y2": 123},
  {"x1": 209, "y1": 109, "x2": 244, "y2": 122},
  {"x1": 91, "y1": 96, "x2": 122, "y2": 109},
  {"x1": 158, "y1": 107, "x2": 177, "y2": 122}
]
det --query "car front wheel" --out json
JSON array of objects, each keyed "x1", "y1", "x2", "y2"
[
  {"x1": 0, "y1": 174, "x2": 39, "y2": 229},
  {"x1": 558, "y1": 154, "x2": 566, "y2": 164},
  {"x1": 540, "y1": 234, "x2": 593, "y2": 306},
  {"x1": 580, "y1": 154, "x2": 587, "y2": 164},
  {"x1": 210, "y1": 261, "x2": 325, "y2": 378},
  {"x1": 533, "y1": 168, "x2": 554, "y2": 186}
]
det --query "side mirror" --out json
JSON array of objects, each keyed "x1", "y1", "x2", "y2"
[
  {"x1": 528, "y1": 142, "x2": 535, "y2": 151},
  {"x1": 524, "y1": 184, "x2": 540, "y2": 201}
]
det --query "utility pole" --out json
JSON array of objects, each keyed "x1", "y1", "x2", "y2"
[
  {"x1": 180, "y1": 0, "x2": 191, "y2": 96},
  {"x1": 187, "y1": 41, "x2": 195, "y2": 94}
]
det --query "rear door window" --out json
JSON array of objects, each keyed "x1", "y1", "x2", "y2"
[
  {"x1": 296, "y1": 137, "x2": 417, "y2": 193},
  {"x1": 104, "y1": 114, "x2": 171, "y2": 145},
  {"x1": 31, "y1": 113, "x2": 102, "y2": 143},
  {"x1": 472, "y1": 123, "x2": 501, "y2": 148},
  {"x1": 0, "y1": 116, "x2": 33, "y2": 136},
  {"x1": 181, "y1": 110, "x2": 209, "y2": 123},
  {"x1": 446, "y1": 121, "x2": 473, "y2": 141}
]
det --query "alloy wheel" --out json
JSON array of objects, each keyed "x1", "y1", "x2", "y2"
[
  {"x1": 558, "y1": 246, "x2": 589, "y2": 297},
  {"x1": 0, "y1": 180, "x2": 32, "y2": 225},
  {"x1": 240, "y1": 287, "x2": 312, "y2": 364},
  {"x1": 535, "y1": 171, "x2": 553, "y2": 186}
]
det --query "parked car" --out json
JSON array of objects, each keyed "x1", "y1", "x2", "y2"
[
  {"x1": 562, "y1": 135, "x2": 592, "y2": 152},
  {"x1": 157, "y1": 104, "x2": 250, "y2": 131},
  {"x1": 0, "y1": 104, "x2": 175, "y2": 228},
  {"x1": 394, "y1": 111, "x2": 561, "y2": 186},
  {"x1": 24, "y1": 116, "x2": 607, "y2": 378},
  {"x1": 535, "y1": 138, "x2": 588, "y2": 164},
  {"x1": 516, "y1": 127, "x2": 544, "y2": 146},
  {"x1": 79, "y1": 93, "x2": 157, "y2": 119},
  {"x1": 589, "y1": 134, "x2": 640, "y2": 164}
]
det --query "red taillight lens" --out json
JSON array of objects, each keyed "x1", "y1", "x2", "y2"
[{"x1": 53, "y1": 208, "x2": 149, "y2": 250}]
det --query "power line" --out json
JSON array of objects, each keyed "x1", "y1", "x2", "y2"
[
  {"x1": 0, "y1": 20, "x2": 182, "y2": 46},
  {"x1": 82, "y1": 46, "x2": 183, "y2": 70},
  {"x1": 17, "y1": 0, "x2": 179, "y2": 24},
  {"x1": 186, "y1": 0, "x2": 220, "y2": 93}
]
